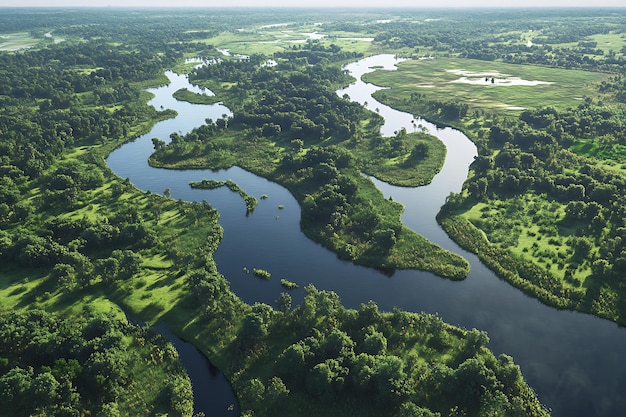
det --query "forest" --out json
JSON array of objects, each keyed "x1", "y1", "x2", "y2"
[
  {"x1": 149, "y1": 49, "x2": 469, "y2": 278},
  {"x1": 1, "y1": 6, "x2": 625, "y2": 417},
  {"x1": 357, "y1": 11, "x2": 626, "y2": 325}
]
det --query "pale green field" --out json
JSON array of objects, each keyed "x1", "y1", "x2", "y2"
[
  {"x1": 0, "y1": 32, "x2": 39, "y2": 51},
  {"x1": 202, "y1": 24, "x2": 378, "y2": 57},
  {"x1": 364, "y1": 57, "x2": 610, "y2": 115},
  {"x1": 549, "y1": 32, "x2": 626, "y2": 57},
  {"x1": 588, "y1": 32, "x2": 626, "y2": 55}
]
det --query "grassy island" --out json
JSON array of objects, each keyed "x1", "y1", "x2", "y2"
[
  {"x1": 150, "y1": 44, "x2": 469, "y2": 279},
  {"x1": 190, "y1": 178, "x2": 258, "y2": 213},
  {"x1": 172, "y1": 87, "x2": 222, "y2": 105}
]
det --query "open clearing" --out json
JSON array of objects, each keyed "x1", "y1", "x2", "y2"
[
  {"x1": 363, "y1": 57, "x2": 611, "y2": 115},
  {"x1": 202, "y1": 23, "x2": 378, "y2": 56},
  {"x1": 550, "y1": 32, "x2": 626, "y2": 58},
  {"x1": 0, "y1": 32, "x2": 39, "y2": 51}
]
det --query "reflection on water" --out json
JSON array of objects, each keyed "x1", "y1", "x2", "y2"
[
  {"x1": 154, "y1": 325, "x2": 240, "y2": 417},
  {"x1": 106, "y1": 57, "x2": 626, "y2": 417}
]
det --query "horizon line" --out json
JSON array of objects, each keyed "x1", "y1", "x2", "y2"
[{"x1": 1, "y1": 5, "x2": 625, "y2": 9}]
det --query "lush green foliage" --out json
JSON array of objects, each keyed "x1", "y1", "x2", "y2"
[
  {"x1": 9, "y1": 8, "x2": 615, "y2": 417},
  {"x1": 150, "y1": 44, "x2": 468, "y2": 278},
  {"x1": 371, "y1": 9, "x2": 626, "y2": 72},
  {"x1": 172, "y1": 88, "x2": 222, "y2": 105},
  {"x1": 447, "y1": 104, "x2": 626, "y2": 323},
  {"x1": 0, "y1": 310, "x2": 192, "y2": 417},
  {"x1": 190, "y1": 179, "x2": 258, "y2": 213},
  {"x1": 225, "y1": 286, "x2": 548, "y2": 417},
  {"x1": 253, "y1": 268, "x2": 272, "y2": 280},
  {"x1": 350, "y1": 9, "x2": 626, "y2": 326},
  {"x1": 280, "y1": 278, "x2": 299, "y2": 289}
]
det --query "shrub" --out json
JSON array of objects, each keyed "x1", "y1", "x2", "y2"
[
  {"x1": 280, "y1": 279, "x2": 298, "y2": 289},
  {"x1": 253, "y1": 268, "x2": 271, "y2": 280}
]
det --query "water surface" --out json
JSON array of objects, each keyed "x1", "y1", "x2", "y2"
[{"x1": 107, "y1": 57, "x2": 626, "y2": 417}]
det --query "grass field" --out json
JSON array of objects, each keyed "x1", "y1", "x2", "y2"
[
  {"x1": 549, "y1": 32, "x2": 626, "y2": 57},
  {"x1": 363, "y1": 57, "x2": 611, "y2": 116},
  {"x1": 202, "y1": 23, "x2": 379, "y2": 57},
  {"x1": 0, "y1": 32, "x2": 39, "y2": 51},
  {"x1": 461, "y1": 195, "x2": 592, "y2": 288},
  {"x1": 588, "y1": 33, "x2": 626, "y2": 56}
]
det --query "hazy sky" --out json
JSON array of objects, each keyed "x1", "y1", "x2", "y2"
[{"x1": 2, "y1": 0, "x2": 625, "y2": 7}]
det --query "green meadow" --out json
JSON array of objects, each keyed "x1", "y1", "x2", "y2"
[
  {"x1": 461, "y1": 195, "x2": 592, "y2": 288},
  {"x1": 549, "y1": 32, "x2": 626, "y2": 57},
  {"x1": 364, "y1": 57, "x2": 610, "y2": 115},
  {"x1": 202, "y1": 23, "x2": 379, "y2": 56},
  {"x1": 0, "y1": 32, "x2": 39, "y2": 51}
]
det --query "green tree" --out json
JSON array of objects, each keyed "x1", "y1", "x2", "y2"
[
  {"x1": 30, "y1": 372, "x2": 61, "y2": 408},
  {"x1": 397, "y1": 402, "x2": 440, "y2": 417},
  {"x1": 363, "y1": 331, "x2": 387, "y2": 355},
  {"x1": 242, "y1": 378, "x2": 265, "y2": 409},
  {"x1": 306, "y1": 361, "x2": 335, "y2": 399},
  {"x1": 266, "y1": 376, "x2": 289, "y2": 401},
  {"x1": 372, "y1": 355, "x2": 411, "y2": 406},
  {"x1": 276, "y1": 292, "x2": 292, "y2": 314}
]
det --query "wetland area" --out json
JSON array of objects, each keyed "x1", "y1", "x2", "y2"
[
  {"x1": 107, "y1": 54, "x2": 626, "y2": 417},
  {"x1": 4, "y1": 8, "x2": 626, "y2": 417}
]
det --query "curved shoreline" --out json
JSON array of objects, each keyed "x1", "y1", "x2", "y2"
[{"x1": 106, "y1": 56, "x2": 626, "y2": 417}]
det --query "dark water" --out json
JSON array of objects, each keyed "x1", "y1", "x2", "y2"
[
  {"x1": 154, "y1": 325, "x2": 240, "y2": 417},
  {"x1": 107, "y1": 59, "x2": 626, "y2": 417}
]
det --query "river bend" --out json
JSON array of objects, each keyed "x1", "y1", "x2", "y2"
[{"x1": 106, "y1": 56, "x2": 626, "y2": 417}]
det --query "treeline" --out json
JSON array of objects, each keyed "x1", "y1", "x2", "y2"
[
  {"x1": 403, "y1": 92, "x2": 470, "y2": 121},
  {"x1": 189, "y1": 52, "x2": 365, "y2": 142},
  {"x1": 201, "y1": 285, "x2": 549, "y2": 417},
  {"x1": 372, "y1": 9, "x2": 626, "y2": 73},
  {"x1": 274, "y1": 39, "x2": 363, "y2": 64},
  {"x1": 0, "y1": 40, "x2": 181, "y2": 103},
  {"x1": 0, "y1": 104, "x2": 160, "y2": 178},
  {"x1": 443, "y1": 102, "x2": 626, "y2": 323},
  {"x1": 0, "y1": 38, "x2": 178, "y2": 183},
  {"x1": 1, "y1": 205, "x2": 147, "y2": 291},
  {"x1": 0, "y1": 310, "x2": 192, "y2": 417}
]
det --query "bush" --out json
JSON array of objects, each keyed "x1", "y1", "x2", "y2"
[{"x1": 253, "y1": 268, "x2": 271, "y2": 280}]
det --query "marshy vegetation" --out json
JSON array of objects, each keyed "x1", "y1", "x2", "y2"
[
  {"x1": 4, "y1": 6, "x2": 626, "y2": 417},
  {"x1": 191, "y1": 178, "x2": 258, "y2": 213}
]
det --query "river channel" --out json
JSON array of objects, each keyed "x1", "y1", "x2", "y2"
[{"x1": 106, "y1": 55, "x2": 626, "y2": 417}]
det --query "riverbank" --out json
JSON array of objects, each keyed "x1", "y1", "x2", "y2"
[
  {"x1": 105, "y1": 51, "x2": 626, "y2": 417},
  {"x1": 148, "y1": 57, "x2": 470, "y2": 279}
]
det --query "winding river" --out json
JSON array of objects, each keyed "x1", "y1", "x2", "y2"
[{"x1": 106, "y1": 55, "x2": 626, "y2": 417}]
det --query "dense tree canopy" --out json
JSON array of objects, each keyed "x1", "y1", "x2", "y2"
[
  {"x1": 8, "y1": 6, "x2": 626, "y2": 416},
  {"x1": 0, "y1": 310, "x2": 192, "y2": 417}
]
